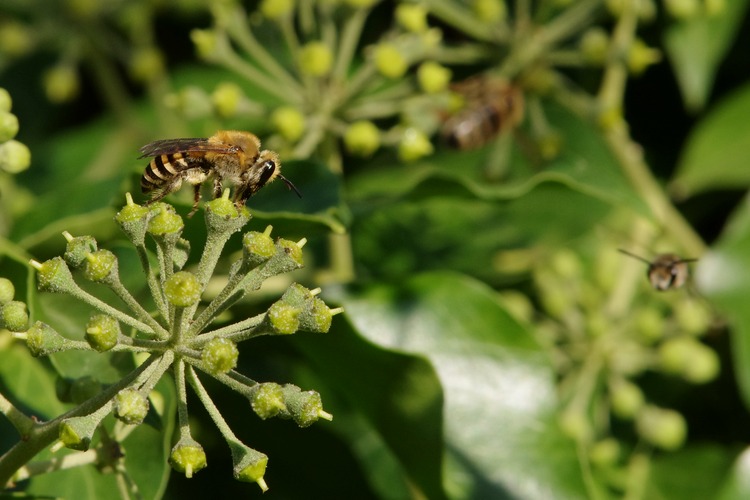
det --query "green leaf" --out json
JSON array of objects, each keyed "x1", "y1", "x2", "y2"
[
  {"x1": 664, "y1": 0, "x2": 750, "y2": 112},
  {"x1": 694, "y1": 194, "x2": 750, "y2": 408},
  {"x1": 717, "y1": 447, "x2": 750, "y2": 499},
  {"x1": 646, "y1": 444, "x2": 738, "y2": 500},
  {"x1": 330, "y1": 272, "x2": 586, "y2": 499},
  {"x1": 0, "y1": 343, "x2": 65, "y2": 422},
  {"x1": 671, "y1": 83, "x2": 750, "y2": 198}
]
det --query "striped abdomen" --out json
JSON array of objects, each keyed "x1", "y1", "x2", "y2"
[{"x1": 140, "y1": 153, "x2": 192, "y2": 193}]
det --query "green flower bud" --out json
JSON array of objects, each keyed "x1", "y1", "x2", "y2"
[
  {"x1": 85, "y1": 314, "x2": 120, "y2": 352},
  {"x1": 0, "y1": 277, "x2": 14, "y2": 304},
  {"x1": 664, "y1": 0, "x2": 700, "y2": 19},
  {"x1": 636, "y1": 405, "x2": 687, "y2": 450},
  {"x1": 268, "y1": 301, "x2": 300, "y2": 334},
  {"x1": 627, "y1": 39, "x2": 661, "y2": 76},
  {"x1": 191, "y1": 29, "x2": 222, "y2": 62},
  {"x1": 344, "y1": 121, "x2": 381, "y2": 157},
  {"x1": 147, "y1": 205, "x2": 184, "y2": 236},
  {"x1": 281, "y1": 384, "x2": 332, "y2": 427},
  {"x1": 588, "y1": 438, "x2": 620, "y2": 468},
  {"x1": 260, "y1": 0, "x2": 294, "y2": 19},
  {"x1": 398, "y1": 127, "x2": 433, "y2": 162},
  {"x1": 170, "y1": 438, "x2": 207, "y2": 478},
  {"x1": 634, "y1": 307, "x2": 665, "y2": 343},
  {"x1": 211, "y1": 82, "x2": 243, "y2": 119},
  {"x1": 229, "y1": 442, "x2": 269, "y2": 490},
  {"x1": 83, "y1": 249, "x2": 118, "y2": 283},
  {"x1": 249, "y1": 382, "x2": 286, "y2": 419},
  {"x1": 242, "y1": 230, "x2": 276, "y2": 267},
  {"x1": 374, "y1": 43, "x2": 408, "y2": 79},
  {"x1": 0, "y1": 88, "x2": 12, "y2": 113},
  {"x1": 344, "y1": 0, "x2": 379, "y2": 8},
  {"x1": 610, "y1": 379, "x2": 644, "y2": 419},
  {"x1": 579, "y1": 28, "x2": 609, "y2": 65},
  {"x1": 205, "y1": 192, "x2": 250, "y2": 232},
  {"x1": 659, "y1": 337, "x2": 719, "y2": 383},
  {"x1": 682, "y1": 344, "x2": 720, "y2": 384},
  {"x1": 558, "y1": 408, "x2": 593, "y2": 442},
  {"x1": 0, "y1": 22, "x2": 34, "y2": 58},
  {"x1": 271, "y1": 106, "x2": 306, "y2": 142},
  {"x1": 63, "y1": 233, "x2": 98, "y2": 268},
  {"x1": 417, "y1": 61, "x2": 452, "y2": 94},
  {"x1": 116, "y1": 195, "x2": 151, "y2": 244},
  {"x1": 34, "y1": 257, "x2": 74, "y2": 293},
  {"x1": 396, "y1": 4, "x2": 429, "y2": 33},
  {"x1": 114, "y1": 389, "x2": 150, "y2": 425},
  {"x1": 1, "y1": 301, "x2": 28, "y2": 332},
  {"x1": 164, "y1": 271, "x2": 202, "y2": 307},
  {"x1": 299, "y1": 41, "x2": 333, "y2": 77},
  {"x1": 129, "y1": 47, "x2": 165, "y2": 84},
  {"x1": 276, "y1": 239, "x2": 305, "y2": 268},
  {"x1": 0, "y1": 111, "x2": 19, "y2": 142},
  {"x1": 26, "y1": 321, "x2": 77, "y2": 357},
  {"x1": 43, "y1": 64, "x2": 80, "y2": 104},
  {"x1": 166, "y1": 86, "x2": 213, "y2": 119},
  {"x1": 550, "y1": 248, "x2": 582, "y2": 281},
  {"x1": 0, "y1": 139, "x2": 31, "y2": 174},
  {"x1": 202, "y1": 337, "x2": 239, "y2": 374},
  {"x1": 59, "y1": 417, "x2": 97, "y2": 451},
  {"x1": 674, "y1": 300, "x2": 711, "y2": 336},
  {"x1": 473, "y1": 0, "x2": 507, "y2": 22},
  {"x1": 70, "y1": 376, "x2": 102, "y2": 405}
]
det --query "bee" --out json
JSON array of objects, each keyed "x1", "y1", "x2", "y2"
[
  {"x1": 139, "y1": 130, "x2": 300, "y2": 216},
  {"x1": 441, "y1": 76, "x2": 524, "y2": 150},
  {"x1": 618, "y1": 249, "x2": 697, "y2": 291}
]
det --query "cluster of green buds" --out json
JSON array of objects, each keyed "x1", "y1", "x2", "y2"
[
  {"x1": 513, "y1": 239, "x2": 716, "y2": 486},
  {"x1": 13, "y1": 191, "x2": 340, "y2": 491},
  {"x1": 0, "y1": 87, "x2": 30, "y2": 175},
  {"x1": 177, "y1": 0, "x2": 457, "y2": 167}
]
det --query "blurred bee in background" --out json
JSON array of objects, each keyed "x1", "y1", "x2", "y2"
[
  {"x1": 618, "y1": 249, "x2": 697, "y2": 291},
  {"x1": 440, "y1": 76, "x2": 525, "y2": 150},
  {"x1": 139, "y1": 130, "x2": 300, "y2": 216}
]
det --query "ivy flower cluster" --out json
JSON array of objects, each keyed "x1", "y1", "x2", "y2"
[{"x1": 1, "y1": 192, "x2": 340, "y2": 492}]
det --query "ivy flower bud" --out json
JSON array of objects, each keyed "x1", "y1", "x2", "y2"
[
  {"x1": 229, "y1": 442, "x2": 269, "y2": 491},
  {"x1": 664, "y1": 0, "x2": 700, "y2": 19},
  {"x1": 579, "y1": 28, "x2": 609, "y2": 65},
  {"x1": 267, "y1": 301, "x2": 301, "y2": 334},
  {"x1": 0, "y1": 277, "x2": 14, "y2": 304},
  {"x1": 260, "y1": 0, "x2": 294, "y2": 19},
  {"x1": 114, "y1": 388, "x2": 150, "y2": 425},
  {"x1": 299, "y1": 297, "x2": 333, "y2": 333},
  {"x1": 1, "y1": 300, "x2": 28, "y2": 332},
  {"x1": 34, "y1": 257, "x2": 75, "y2": 294},
  {"x1": 636, "y1": 405, "x2": 687, "y2": 450},
  {"x1": 26, "y1": 321, "x2": 77, "y2": 357},
  {"x1": 281, "y1": 384, "x2": 332, "y2": 427},
  {"x1": 344, "y1": 0, "x2": 379, "y2": 8},
  {"x1": 63, "y1": 233, "x2": 98, "y2": 268},
  {"x1": 398, "y1": 127, "x2": 433, "y2": 162},
  {"x1": 147, "y1": 205, "x2": 184, "y2": 236},
  {"x1": 164, "y1": 271, "x2": 202, "y2": 307},
  {"x1": 70, "y1": 376, "x2": 102, "y2": 404},
  {"x1": 116, "y1": 195, "x2": 151, "y2": 244},
  {"x1": 627, "y1": 39, "x2": 661, "y2": 76},
  {"x1": 129, "y1": 47, "x2": 165, "y2": 84},
  {"x1": 396, "y1": 4, "x2": 429, "y2": 33},
  {"x1": 191, "y1": 29, "x2": 222, "y2": 62},
  {"x1": 59, "y1": 415, "x2": 100, "y2": 451},
  {"x1": 344, "y1": 121, "x2": 381, "y2": 157},
  {"x1": 299, "y1": 41, "x2": 333, "y2": 77},
  {"x1": 0, "y1": 139, "x2": 31, "y2": 174},
  {"x1": 85, "y1": 314, "x2": 120, "y2": 352},
  {"x1": 659, "y1": 337, "x2": 719, "y2": 383},
  {"x1": 374, "y1": 43, "x2": 408, "y2": 79},
  {"x1": 588, "y1": 438, "x2": 620, "y2": 468},
  {"x1": 417, "y1": 61, "x2": 452, "y2": 94},
  {"x1": 43, "y1": 64, "x2": 80, "y2": 104},
  {"x1": 242, "y1": 230, "x2": 276, "y2": 267},
  {"x1": 0, "y1": 88, "x2": 12, "y2": 113},
  {"x1": 166, "y1": 86, "x2": 213, "y2": 119},
  {"x1": 205, "y1": 192, "x2": 250, "y2": 232},
  {"x1": 473, "y1": 0, "x2": 507, "y2": 22},
  {"x1": 0, "y1": 111, "x2": 19, "y2": 142},
  {"x1": 211, "y1": 82, "x2": 243, "y2": 118},
  {"x1": 170, "y1": 438, "x2": 207, "y2": 478},
  {"x1": 83, "y1": 249, "x2": 118, "y2": 283},
  {"x1": 201, "y1": 337, "x2": 239, "y2": 374},
  {"x1": 271, "y1": 106, "x2": 306, "y2": 142},
  {"x1": 249, "y1": 382, "x2": 286, "y2": 419},
  {"x1": 276, "y1": 239, "x2": 305, "y2": 269},
  {"x1": 609, "y1": 378, "x2": 644, "y2": 419}
]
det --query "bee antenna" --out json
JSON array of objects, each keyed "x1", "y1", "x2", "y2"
[
  {"x1": 280, "y1": 174, "x2": 302, "y2": 198},
  {"x1": 617, "y1": 248, "x2": 651, "y2": 264}
]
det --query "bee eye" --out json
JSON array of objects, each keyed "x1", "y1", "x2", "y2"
[{"x1": 259, "y1": 160, "x2": 276, "y2": 186}]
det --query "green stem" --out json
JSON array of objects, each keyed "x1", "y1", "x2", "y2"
[
  {"x1": 135, "y1": 244, "x2": 168, "y2": 320},
  {"x1": 332, "y1": 7, "x2": 369, "y2": 82},
  {"x1": 174, "y1": 358, "x2": 191, "y2": 440},
  {"x1": 190, "y1": 312, "x2": 266, "y2": 348},
  {"x1": 66, "y1": 282, "x2": 155, "y2": 336},
  {"x1": 0, "y1": 392, "x2": 35, "y2": 438},
  {"x1": 186, "y1": 366, "x2": 240, "y2": 443},
  {"x1": 219, "y1": 47, "x2": 303, "y2": 105},
  {"x1": 423, "y1": 0, "x2": 505, "y2": 42},
  {"x1": 107, "y1": 277, "x2": 169, "y2": 339}
]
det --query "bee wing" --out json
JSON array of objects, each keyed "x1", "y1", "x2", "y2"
[{"x1": 137, "y1": 138, "x2": 238, "y2": 158}]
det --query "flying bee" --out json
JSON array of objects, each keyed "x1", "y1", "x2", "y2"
[
  {"x1": 618, "y1": 249, "x2": 697, "y2": 291},
  {"x1": 139, "y1": 130, "x2": 301, "y2": 216},
  {"x1": 440, "y1": 76, "x2": 524, "y2": 150}
]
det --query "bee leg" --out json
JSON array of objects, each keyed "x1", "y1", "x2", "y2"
[
  {"x1": 213, "y1": 176, "x2": 223, "y2": 199},
  {"x1": 187, "y1": 184, "x2": 201, "y2": 218}
]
